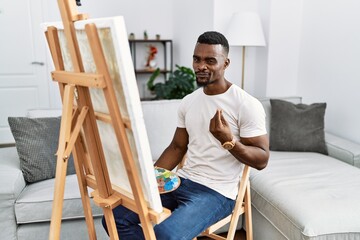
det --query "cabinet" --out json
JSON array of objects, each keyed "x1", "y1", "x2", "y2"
[{"x1": 128, "y1": 39, "x2": 173, "y2": 77}]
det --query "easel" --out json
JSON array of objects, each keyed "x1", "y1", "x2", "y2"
[{"x1": 44, "y1": 0, "x2": 170, "y2": 239}]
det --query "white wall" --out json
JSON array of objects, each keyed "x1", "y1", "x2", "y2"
[
  {"x1": 263, "y1": 0, "x2": 360, "y2": 144},
  {"x1": 172, "y1": 0, "x2": 214, "y2": 69},
  {"x1": 265, "y1": 0, "x2": 304, "y2": 97},
  {"x1": 44, "y1": 0, "x2": 173, "y2": 38},
  {"x1": 297, "y1": 0, "x2": 360, "y2": 143}
]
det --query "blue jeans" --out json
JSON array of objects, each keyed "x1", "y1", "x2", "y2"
[{"x1": 102, "y1": 177, "x2": 235, "y2": 240}]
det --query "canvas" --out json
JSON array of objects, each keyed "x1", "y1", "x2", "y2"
[{"x1": 41, "y1": 17, "x2": 162, "y2": 213}]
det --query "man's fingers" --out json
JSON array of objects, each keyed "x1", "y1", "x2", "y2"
[
  {"x1": 210, "y1": 110, "x2": 220, "y2": 131},
  {"x1": 209, "y1": 113, "x2": 215, "y2": 130},
  {"x1": 219, "y1": 110, "x2": 228, "y2": 126},
  {"x1": 215, "y1": 109, "x2": 222, "y2": 128},
  {"x1": 217, "y1": 109, "x2": 222, "y2": 123}
]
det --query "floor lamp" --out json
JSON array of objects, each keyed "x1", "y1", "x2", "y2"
[{"x1": 226, "y1": 12, "x2": 266, "y2": 89}]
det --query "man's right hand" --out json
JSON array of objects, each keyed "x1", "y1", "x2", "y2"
[{"x1": 209, "y1": 109, "x2": 233, "y2": 144}]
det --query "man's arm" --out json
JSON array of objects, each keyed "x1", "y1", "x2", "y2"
[
  {"x1": 154, "y1": 127, "x2": 189, "y2": 171},
  {"x1": 231, "y1": 135, "x2": 269, "y2": 170},
  {"x1": 209, "y1": 109, "x2": 269, "y2": 170}
]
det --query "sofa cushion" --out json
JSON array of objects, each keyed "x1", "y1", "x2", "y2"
[
  {"x1": 269, "y1": 99, "x2": 327, "y2": 154},
  {"x1": 250, "y1": 151, "x2": 360, "y2": 239},
  {"x1": 8, "y1": 117, "x2": 75, "y2": 183},
  {"x1": 258, "y1": 97, "x2": 302, "y2": 135},
  {"x1": 14, "y1": 174, "x2": 103, "y2": 224},
  {"x1": 16, "y1": 217, "x2": 108, "y2": 240}
]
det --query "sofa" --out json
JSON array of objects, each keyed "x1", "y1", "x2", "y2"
[{"x1": 1, "y1": 97, "x2": 360, "y2": 240}]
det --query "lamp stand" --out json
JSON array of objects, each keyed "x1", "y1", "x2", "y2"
[{"x1": 241, "y1": 46, "x2": 245, "y2": 89}]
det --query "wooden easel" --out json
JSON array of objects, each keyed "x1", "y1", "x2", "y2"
[{"x1": 44, "y1": 1, "x2": 170, "y2": 239}]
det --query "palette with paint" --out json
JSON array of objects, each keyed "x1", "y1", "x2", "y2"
[{"x1": 155, "y1": 167, "x2": 180, "y2": 194}]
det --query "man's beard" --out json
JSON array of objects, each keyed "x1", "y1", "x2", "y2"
[
  {"x1": 196, "y1": 78, "x2": 209, "y2": 87},
  {"x1": 195, "y1": 72, "x2": 212, "y2": 87},
  {"x1": 196, "y1": 77, "x2": 216, "y2": 87}
]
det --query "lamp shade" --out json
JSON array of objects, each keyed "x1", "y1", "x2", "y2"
[{"x1": 226, "y1": 12, "x2": 266, "y2": 47}]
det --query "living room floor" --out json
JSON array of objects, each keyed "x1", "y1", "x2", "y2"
[{"x1": 198, "y1": 229, "x2": 246, "y2": 240}]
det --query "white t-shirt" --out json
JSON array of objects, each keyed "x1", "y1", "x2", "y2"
[{"x1": 176, "y1": 84, "x2": 267, "y2": 199}]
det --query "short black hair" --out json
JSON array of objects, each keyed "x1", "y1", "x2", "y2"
[{"x1": 197, "y1": 31, "x2": 229, "y2": 55}]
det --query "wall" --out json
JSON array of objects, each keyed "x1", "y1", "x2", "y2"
[
  {"x1": 297, "y1": 0, "x2": 360, "y2": 143},
  {"x1": 44, "y1": 0, "x2": 173, "y2": 38},
  {"x1": 256, "y1": 0, "x2": 360, "y2": 144},
  {"x1": 265, "y1": 0, "x2": 304, "y2": 97},
  {"x1": 172, "y1": 0, "x2": 214, "y2": 69}
]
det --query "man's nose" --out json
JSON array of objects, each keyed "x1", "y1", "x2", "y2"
[{"x1": 197, "y1": 62, "x2": 207, "y2": 70}]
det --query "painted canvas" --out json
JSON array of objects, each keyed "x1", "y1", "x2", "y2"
[{"x1": 42, "y1": 17, "x2": 163, "y2": 213}]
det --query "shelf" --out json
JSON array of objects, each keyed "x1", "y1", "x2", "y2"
[
  {"x1": 128, "y1": 39, "x2": 173, "y2": 99},
  {"x1": 128, "y1": 40, "x2": 173, "y2": 75},
  {"x1": 135, "y1": 69, "x2": 171, "y2": 74},
  {"x1": 129, "y1": 39, "x2": 172, "y2": 43}
]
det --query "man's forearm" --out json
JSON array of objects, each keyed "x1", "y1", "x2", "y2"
[
  {"x1": 154, "y1": 145, "x2": 187, "y2": 171},
  {"x1": 229, "y1": 142, "x2": 269, "y2": 170}
]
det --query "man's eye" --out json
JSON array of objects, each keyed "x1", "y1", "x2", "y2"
[{"x1": 207, "y1": 59, "x2": 216, "y2": 64}]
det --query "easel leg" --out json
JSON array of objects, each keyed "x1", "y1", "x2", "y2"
[
  {"x1": 49, "y1": 85, "x2": 75, "y2": 240},
  {"x1": 245, "y1": 182, "x2": 253, "y2": 240},
  {"x1": 71, "y1": 107, "x2": 97, "y2": 240}
]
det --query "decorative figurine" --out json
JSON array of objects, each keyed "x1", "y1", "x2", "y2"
[
  {"x1": 129, "y1": 33, "x2": 135, "y2": 40},
  {"x1": 144, "y1": 30, "x2": 148, "y2": 40},
  {"x1": 145, "y1": 44, "x2": 158, "y2": 69}
]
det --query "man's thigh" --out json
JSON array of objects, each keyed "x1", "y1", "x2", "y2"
[{"x1": 155, "y1": 178, "x2": 235, "y2": 240}]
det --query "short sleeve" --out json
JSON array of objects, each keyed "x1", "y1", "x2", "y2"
[
  {"x1": 239, "y1": 98, "x2": 267, "y2": 138},
  {"x1": 177, "y1": 98, "x2": 186, "y2": 128}
]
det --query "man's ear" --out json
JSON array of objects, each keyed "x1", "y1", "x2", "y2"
[{"x1": 224, "y1": 58, "x2": 230, "y2": 69}]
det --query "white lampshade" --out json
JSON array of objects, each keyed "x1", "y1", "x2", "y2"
[{"x1": 226, "y1": 12, "x2": 266, "y2": 47}]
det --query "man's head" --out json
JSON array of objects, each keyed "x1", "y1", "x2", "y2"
[
  {"x1": 193, "y1": 31, "x2": 230, "y2": 88},
  {"x1": 197, "y1": 31, "x2": 229, "y2": 56}
]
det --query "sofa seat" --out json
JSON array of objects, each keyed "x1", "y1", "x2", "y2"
[
  {"x1": 15, "y1": 174, "x2": 103, "y2": 224},
  {"x1": 250, "y1": 151, "x2": 360, "y2": 240}
]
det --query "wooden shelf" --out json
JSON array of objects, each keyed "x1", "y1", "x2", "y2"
[
  {"x1": 129, "y1": 39, "x2": 172, "y2": 43},
  {"x1": 128, "y1": 39, "x2": 173, "y2": 99},
  {"x1": 128, "y1": 39, "x2": 173, "y2": 75},
  {"x1": 135, "y1": 69, "x2": 171, "y2": 74}
]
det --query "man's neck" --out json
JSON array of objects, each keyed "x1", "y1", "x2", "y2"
[{"x1": 203, "y1": 79, "x2": 232, "y2": 95}]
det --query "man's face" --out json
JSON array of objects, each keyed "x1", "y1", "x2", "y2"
[{"x1": 192, "y1": 43, "x2": 229, "y2": 87}]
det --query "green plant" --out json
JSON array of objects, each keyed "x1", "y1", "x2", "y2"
[{"x1": 147, "y1": 65, "x2": 196, "y2": 100}]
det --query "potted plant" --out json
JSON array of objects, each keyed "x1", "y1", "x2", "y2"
[{"x1": 147, "y1": 65, "x2": 196, "y2": 100}]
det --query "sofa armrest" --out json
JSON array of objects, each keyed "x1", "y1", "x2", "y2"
[
  {"x1": 0, "y1": 147, "x2": 26, "y2": 240},
  {"x1": 325, "y1": 132, "x2": 360, "y2": 168}
]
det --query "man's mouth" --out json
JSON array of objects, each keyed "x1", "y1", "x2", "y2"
[{"x1": 196, "y1": 72, "x2": 210, "y2": 78}]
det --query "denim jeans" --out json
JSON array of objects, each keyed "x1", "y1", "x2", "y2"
[{"x1": 102, "y1": 177, "x2": 235, "y2": 240}]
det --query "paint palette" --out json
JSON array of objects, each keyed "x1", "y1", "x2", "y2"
[{"x1": 155, "y1": 167, "x2": 180, "y2": 194}]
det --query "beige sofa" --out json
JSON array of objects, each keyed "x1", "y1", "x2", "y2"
[{"x1": 1, "y1": 97, "x2": 360, "y2": 240}]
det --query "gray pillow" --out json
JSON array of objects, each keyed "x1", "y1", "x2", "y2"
[
  {"x1": 270, "y1": 99, "x2": 328, "y2": 155},
  {"x1": 8, "y1": 117, "x2": 76, "y2": 183}
]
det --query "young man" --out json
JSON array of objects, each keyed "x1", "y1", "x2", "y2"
[{"x1": 103, "y1": 31, "x2": 269, "y2": 240}]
